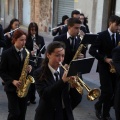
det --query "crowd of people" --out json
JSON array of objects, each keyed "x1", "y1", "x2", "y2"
[{"x1": 0, "y1": 9, "x2": 120, "y2": 120}]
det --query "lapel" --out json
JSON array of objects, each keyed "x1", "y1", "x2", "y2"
[
  {"x1": 12, "y1": 46, "x2": 20, "y2": 62},
  {"x1": 105, "y1": 30, "x2": 113, "y2": 48},
  {"x1": 46, "y1": 66, "x2": 56, "y2": 84}
]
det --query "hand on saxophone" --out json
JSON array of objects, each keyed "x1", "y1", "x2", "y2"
[
  {"x1": 26, "y1": 65, "x2": 32, "y2": 73},
  {"x1": 12, "y1": 80, "x2": 22, "y2": 89},
  {"x1": 104, "y1": 57, "x2": 112, "y2": 65},
  {"x1": 77, "y1": 53, "x2": 84, "y2": 59}
]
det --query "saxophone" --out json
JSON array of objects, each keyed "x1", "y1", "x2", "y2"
[{"x1": 17, "y1": 48, "x2": 35, "y2": 98}]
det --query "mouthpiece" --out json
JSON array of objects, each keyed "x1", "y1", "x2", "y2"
[{"x1": 59, "y1": 62, "x2": 67, "y2": 71}]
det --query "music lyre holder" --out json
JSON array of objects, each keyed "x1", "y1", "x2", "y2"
[
  {"x1": 80, "y1": 33, "x2": 98, "y2": 45},
  {"x1": 33, "y1": 45, "x2": 45, "y2": 66},
  {"x1": 67, "y1": 57, "x2": 95, "y2": 77}
]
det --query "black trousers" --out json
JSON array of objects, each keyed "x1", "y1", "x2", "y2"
[
  {"x1": 96, "y1": 64, "x2": 116, "y2": 117},
  {"x1": 27, "y1": 83, "x2": 36, "y2": 102},
  {"x1": 6, "y1": 92, "x2": 27, "y2": 120},
  {"x1": 114, "y1": 79, "x2": 120, "y2": 120}
]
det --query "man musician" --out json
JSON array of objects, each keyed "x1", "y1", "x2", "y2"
[{"x1": 89, "y1": 15, "x2": 120, "y2": 120}]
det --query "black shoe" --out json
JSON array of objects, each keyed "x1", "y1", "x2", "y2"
[
  {"x1": 95, "y1": 105, "x2": 102, "y2": 120},
  {"x1": 27, "y1": 101, "x2": 30, "y2": 106},
  {"x1": 30, "y1": 101, "x2": 36, "y2": 104},
  {"x1": 102, "y1": 116, "x2": 112, "y2": 120}
]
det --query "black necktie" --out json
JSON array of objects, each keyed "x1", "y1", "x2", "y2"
[
  {"x1": 70, "y1": 37, "x2": 75, "y2": 51},
  {"x1": 111, "y1": 34, "x2": 116, "y2": 47},
  {"x1": 17, "y1": 51, "x2": 21, "y2": 61},
  {"x1": 54, "y1": 71, "x2": 59, "y2": 81}
]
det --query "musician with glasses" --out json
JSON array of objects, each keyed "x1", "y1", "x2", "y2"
[
  {"x1": 25, "y1": 22, "x2": 46, "y2": 105},
  {"x1": 0, "y1": 29, "x2": 32, "y2": 120},
  {"x1": 34, "y1": 41, "x2": 77, "y2": 120},
  {"x1": 3, "y1": 18, "x2": 19, "y2": 50},
  {"x1": 89, "y1": 15, "x2": 120, "y2": 120}
]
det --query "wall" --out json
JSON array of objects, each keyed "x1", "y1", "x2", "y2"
[
  {"x1": 95, "y1": 0, "x2": 104, "y2": 33},
  {"x1": 115, "y1": 0, "x2": 120, "y2": 16},
  {"x1": 31, "y1": 0, "x2": 52, "y2": 33},
  {"x1": 23, "y1": 0, "x2": 31, "y2": 26},
  {"x1": 74, "y1": 0, "x2": 98, "y2": 33}
]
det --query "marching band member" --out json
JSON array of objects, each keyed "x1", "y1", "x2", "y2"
[
  {"x1": 34, "y1": 41, "x2": 76, "y2": 120},
  {"x1": 53, "y1": 18, "x2": 84, "y2": 109},
  {"x1": 0, "y1": 29, "x2": 32, "y2": 120},
  {"x1": 3, "y1": 18, "x2": 19, "y2": 50},
  {"x1": 79, "y1": 13, "x2": 90, "y2": 33},
  {"x1": 112, "y1": 45, "x2": 120, "y2": 120},
  {"x1": 52, "y1": 15, "x2": 69, "y2": 36},
  {"x1": 89, "y1": 15, "x2": 120, "y2": 120},
  {"x1": 25, "y1": 22, "x2": 45, "y2": 105}
]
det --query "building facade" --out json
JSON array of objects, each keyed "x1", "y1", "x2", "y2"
[{"x1": 0, "y1": 0, "x2": 120, "y2": 35}]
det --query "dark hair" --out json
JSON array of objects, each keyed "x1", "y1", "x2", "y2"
[
  {"x1": 109, "y1": 15, "x2": 120, "y2": 25},
  {"x1": 28, "y1": 22, "x2": 39, "y2": 37},
  {"x1": 40, "y1": 41, "x2": 65, "y2": 80},
  {"x1": 4, "y1": 18, "x2": 19, "y2": 33},
  {"x1": 71, "y1": 10, "x2": 80, "y2": 18},
  {"x1": 12, "y1": 29, "x2": 27, "y2": 44},
  {"x1": 67, "y1": 18, "x2": 81, "y2": 27},
  {"x1": 80, "y1": 13, "x2": 88, "y2": 25},
  {"x1": 62, "y1": 15, "x2": 69, "y2": 24}
]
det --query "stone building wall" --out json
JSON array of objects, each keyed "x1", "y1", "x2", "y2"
[{"x1": 31, "y1": 0, "x2": 52, "y2": 33}]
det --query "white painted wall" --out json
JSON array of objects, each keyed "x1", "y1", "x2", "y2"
[
  {"x1": 23, "y1": 0, "x2": 31, "y2": 26},
  {"x1": 95, "y1": 0, "x2": 104, "y2": 33},
  {"x1": 115, "y1": 0, "x2": 120, "y2": 16},
  {"x1": 74, "y1": 0, "x2": 93, "y2": 32}
]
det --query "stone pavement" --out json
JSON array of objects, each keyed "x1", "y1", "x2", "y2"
[{"x1": 0, "y1": 32, "x2": 116, "y2": 120}]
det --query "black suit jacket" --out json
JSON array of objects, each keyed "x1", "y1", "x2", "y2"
[
  {"x1": 34, "y1": 66, "x2": 74, "y2": 120},
  {"x1": 89, "y1": 30, "x2": 120, "y2": 72},
  {"x1": 0, "y1": 24, "x2": 6, "y2": 47},
  {"x1": 53, "y1": 33, "x2": 81, "y2": 64},
  {"x1": 112, "y1": 46, "x2": 120, "y2": 110},
  {"x1": 26, "y1": 35, "x2": 45, "y2": 55},
  {"x1": 0, "y1": 46, "x2": 27, "y2": 92},
  {"x1": 112, "y1": 46, "x2": 120, "y2": 76}
]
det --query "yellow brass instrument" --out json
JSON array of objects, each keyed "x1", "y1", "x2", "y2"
[
  {"x1": 110, "y1": 64, "x2": 116, "y2": 73},
  {"x1": 60, "y1": 43, "x2": 101, "y2": 101},
  {"x1": 17, "y1": 48, "x2": 35, "y2": 98},
  {"x1": 60, "y1": 63, "x2": 100, "y2": 101},
  {"x1": 110, "y1": 41, "x2": 120, "y2": 73}
]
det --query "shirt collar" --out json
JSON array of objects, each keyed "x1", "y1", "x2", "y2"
[
  {"x1": 108, "y1": 28, "x2": 116, "y2": 37},
  {"x1": 14, "y1": 45, "x2": 23, "y2": 52},
  {"x1": 48, "y1": 64, "x2": 60, "y2": 76},
  {"x1": 67, "y1": 32, "x2": 72, "y2": 39}
]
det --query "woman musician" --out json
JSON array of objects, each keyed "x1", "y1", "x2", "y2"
[
  {"x1": 0, "y1": 29, "x2": 32, "y2": 120},
  {"x1": 3, "y1": 18, "x2": 20, "y2": 50},
  {"x1": 25, "y1": 22, "x2": 46, "y2": 105},
  {"x1": 34, "y1": 41, "x2": 77, "y2": 120},
  {"x1": 25, "y1": 22, "x2": 46, "y2": 68}
]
